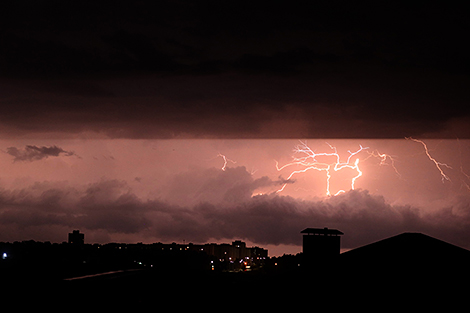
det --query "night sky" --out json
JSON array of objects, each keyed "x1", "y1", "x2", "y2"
[{"x1": 1, "y1": 1, "x2": 469, "y2": 256}]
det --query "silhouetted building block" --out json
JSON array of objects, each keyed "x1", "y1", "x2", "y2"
[
  {"x1": 199, "y1": 241, "x2": 267, "y2": 261},
  {"x1": 68, "y1": 230, "x2": 84, "y2": 245},
  {"x1": 232, "y1": 240, "x2": 246, "y2": 259},
  {"x1": 251, "y1": 246, "x2": 268, "y2": 259},
  {"x1": 301, "y1": 227, "x2": 343, "y2": 266}
]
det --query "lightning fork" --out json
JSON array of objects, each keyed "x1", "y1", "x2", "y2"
[
  {"x1": 407, "y1": 137, "x2": 452, "y2": 182},
  {"x1": 217, "y1": 153, "x2": 236, "y2": 171},
  {"x1": 276, "y1": 141, "x2": 368, "y2": 196}
]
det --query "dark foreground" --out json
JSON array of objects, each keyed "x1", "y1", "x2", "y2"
[
  {"x1": 5, "y1": 265, "x2": 469, "y2": 310},
  {"x1": 4, "y1": 233, "x2": 470, "y2": 309}
]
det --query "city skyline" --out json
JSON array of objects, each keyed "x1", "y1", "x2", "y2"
[{"x1": 0, "y1": 138, "x2": 469, "y2": 256}]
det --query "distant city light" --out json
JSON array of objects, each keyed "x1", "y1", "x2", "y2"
[{"x1": 2, "y1": 253, "x2": 7, "y2": 259}]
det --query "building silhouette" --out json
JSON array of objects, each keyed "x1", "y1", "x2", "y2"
[
  {"x1": 336, "y1": 232, "x2": 470, "y2": 293},
  {"x1": 195, "y1": 240, "x2": 267, "y2": 261},
  {"x1": 341, "y1": 232, "x2": 470, "y2": 273},
  {"x1": 301, "y1": 227, "x2": 343, "y2": 266},
  {"x1": 68, "y1": 230, "x2": 84, "y2": 245}
]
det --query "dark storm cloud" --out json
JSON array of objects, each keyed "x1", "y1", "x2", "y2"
[
  {"x1": 5, "y1": 145, "x2": 77, "y2": 162},
  {"x1": 1, "y1": 1, "x2": 468, "y2": 77},
  {"x1": 0, "y1": 180, "x2": 153, "y2": 234},
  {"x1": 0, "y1": 1, "x2": 469, "y2": 138},
  {"x1": 0, "y1": 170, "x2": 469, "y2": 249}
]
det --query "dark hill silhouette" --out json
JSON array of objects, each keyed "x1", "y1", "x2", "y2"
[
  {"x1": 340, "y1": 232, "x2": 470, "y2": 288},
  {"x1": 341, "y1": 232, "x2": 470, "y2": 263}
]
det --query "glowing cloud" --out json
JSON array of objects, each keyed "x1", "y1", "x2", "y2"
[{"x1": 276, "y1": 141, "x2": 368, "y2": 196}]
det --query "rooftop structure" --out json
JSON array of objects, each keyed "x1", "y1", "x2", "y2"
[
  {"x1": 68, "y1": 230, "x2": 84, "y2": 245},
  {"x1": 301, "y1": 228, "x2": 344, "y2": 236},
  {"x1": 301, "y1": 227, "x2": 343, "y2": 269},
  {"x1": 340, "y1": 232, "x2": 470, "y2": 282},
  {"x1": 341, "y1": 232, "x2": 470, "y2": 264}
]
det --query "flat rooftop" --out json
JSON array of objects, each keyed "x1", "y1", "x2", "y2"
[{"x1": 301, "y1": 227, "x2": 344, "y2": 236}]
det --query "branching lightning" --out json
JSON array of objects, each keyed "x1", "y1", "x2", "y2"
[
  {"x1": 215, "y1": 138, "x2": 458, "y2": 198},
  {"x1": 276, "y1": 138, "x2": 454, "y2": 197},
  {"x1": 364, "y1": 150, "x2": 401, "y2": 178},
  {"x1": 407, "y1": 137, "x2": 452, "y2": 182},
  {"x1": 276, "y1": 141, "x2": 369, "y2": 196},
  {"x1": 217, "y1": 153, "x2": 236, "y2": 171}
]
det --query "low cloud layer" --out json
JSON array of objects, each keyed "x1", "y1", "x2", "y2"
[
  {"x1": 159, "y1": 166, "x2": 285, "y2": 206},
  {"x1": 6, "y1": 145, "x2": 76, "y2": 162},
  {"x1": 0, "y1": 166, "x2": 469, "y2": 250}
]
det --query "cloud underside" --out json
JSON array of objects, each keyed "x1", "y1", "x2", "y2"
[
  {"x1": 1, "y1": 74, "x2": 469, "y2": 139},
  {"x1": 1, "y1": 2, "x2": 470, "y2": 139},
  {"x1": 0, "y1": 173, "x2": 469, "y2": 249}
]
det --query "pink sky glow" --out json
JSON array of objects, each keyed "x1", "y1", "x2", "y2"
[{"x1": 1, "y1": 138, "x2": 469, "y2": 256}]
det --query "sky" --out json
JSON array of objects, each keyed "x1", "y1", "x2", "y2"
[
  {"x1": 1, "y1": 138, "x2": 469, "y2": 256},
  {"x1": 0, "y1": 1, "x2": 470, "y2": 256}
]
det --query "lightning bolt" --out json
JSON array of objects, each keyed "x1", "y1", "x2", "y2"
[
  {"x1": 274, "y1": 138, "x2": 460, "y2": 197},
  {"x1": 276, "y1": 141, "x2": 368, "y2": 196},
  {"x1": 460, "y1": 167, "x2": 470, "y2": 191},
  {"x1": 457, "y1": 138, "x2": 470, "y2": 192},
  {"x1": 407, "y1": 137, "x2": 452, "y2": 182},
  {"x1": 217, "y1": 153, "x2": 236, "y2": 171},
  {"x1": 365, "y1": 150, "x2": 401, "y2": 178}
]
